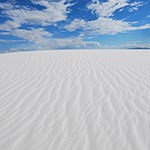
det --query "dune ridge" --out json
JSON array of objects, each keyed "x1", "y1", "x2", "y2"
[{"x1": 0, "y1": 50, "x2": 150, "y2": 150}]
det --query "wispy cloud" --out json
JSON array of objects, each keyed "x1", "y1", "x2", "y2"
[
  {"x1": 0, "y1": 0, "x2": 73, "y2": 30},
  {"x1": 120, "y1": 41, "x2": 150, "y2": 49},
  {"x1": 0, "y1": 0, "x2": 149, "y2": 51},
  {"x1": 10, "y1": 28, "x2": 52, "y2": 43},
  {"x1": 0, "y1": 0, "x2": 89, "y2": 50},
  {"x1": 8, "y1": 36, "x2": 101, "y2": 51},
  {"x1": 65, "y1": 18, "x2": 150, "y2": 35},
  {"x1": 65, "y1": 0, "x2": 149, "y2": 35},
  {"x1": 88, "y1": 0, "x2": 128, "y2": 17},
  {"x1": 0, "y1": 39, "x2": 25, "y2": 43},
  {"x1": 88, "y1": 0, "x2": 144, "y2": 17},
  {"x1": 0, "y1": 2, "x2": 14, "y2": 10},
  {"x1": 128, "y1": 1, "x2": 144, "y2": 12}
]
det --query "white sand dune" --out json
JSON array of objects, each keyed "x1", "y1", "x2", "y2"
[{"x1": 0, "y1": 50, "x2": 150, "y2": 150}]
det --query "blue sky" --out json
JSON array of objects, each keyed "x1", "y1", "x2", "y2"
[{"x1": 0, "y1": 0, "x2": 150, "y2": 52}]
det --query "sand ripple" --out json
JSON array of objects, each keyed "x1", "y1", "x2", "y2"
[{"x1": 0, "y1": 50, "x2": 150, "y2": 150}]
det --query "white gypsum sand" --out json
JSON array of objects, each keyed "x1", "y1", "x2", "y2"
[{"x1": 0, "y1": 50, "x2": 150, "y2": 150}]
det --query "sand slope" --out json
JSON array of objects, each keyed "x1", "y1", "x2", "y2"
[{"x1": 0, "y1": 50, "x2": 150, "y2": 150}]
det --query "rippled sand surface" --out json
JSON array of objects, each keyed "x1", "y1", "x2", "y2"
[{"x1": 0, "y1": 50, "x2": 150, "y2": 150}]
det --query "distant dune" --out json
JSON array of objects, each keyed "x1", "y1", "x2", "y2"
[{"x1": 0, "y1": 50, "x2": 150, "y2": 150}]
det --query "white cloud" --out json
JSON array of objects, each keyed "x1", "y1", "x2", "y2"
[
  {"x1": 65, "y1": 0, "x2": 149, "y2": 35},
  {"x1": 120, "y1": 41, "x2": 150, "y2": 49},
  {"x1": 4, "y1": 27, "x2": 100, "y2": 49},
  {"x1": 129, "y1": 1, "x2": 144, "y2": 12},
  {"x1": 0, "y1": 2, "x2": 13, "y2": 9},
  {"x1": 0, "y1": 0, "x2": 73, "y2": 31},
  {"x1": 6, "y1": 36, "x2": 101, "y2": 50},
  {"x1": 0, "y1": 0, "x2": 149, "y2": 50},
  {"x1": 88, "y1": 0, "x2": 129, "y2": 17},
  {"x1": 10, "y1": 28, "x2": 52, "y2": 43},
  {"x1": 65, "y1": 19, "x2": 87, "y2": 31},
  {"x1": 88, "y1": 0, "x2": 144, "y2": 17},
  {"x1": 0, "y1": 20, "x2": 21, "y2": 31},
  {"x1": 52, "y1": 37, "x2": 101, "y2": 49},
  {"x1": 35, "y1": 36, "x2": 101, "y2": 49},
  {"x1": 65, "y1": 17, "x2": 150, "y2": 35},
  {"x1": 0, "y1": 39, "x2": 25, "y2": 43}
]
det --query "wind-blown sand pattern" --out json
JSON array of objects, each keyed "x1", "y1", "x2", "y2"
[{"x1": 0, "y1": 50, "x2": 150, "y2": 150}]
